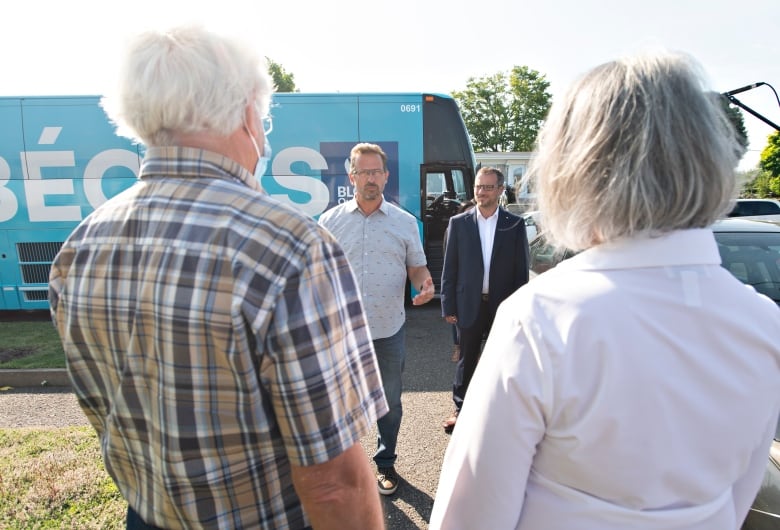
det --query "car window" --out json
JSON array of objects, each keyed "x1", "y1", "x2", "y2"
[
  {"x1": 715, "y1": 231, "x2": 780, "y2": 304},
  {"x1": 529, "y1": 235, "x2": 574, "y2": 278},
  {"x1": 729, "y1": 201, "x2": 780, "y2": 217},
  {"x1": 754, "y1": 202, "x2": 780, "y2": 215}
]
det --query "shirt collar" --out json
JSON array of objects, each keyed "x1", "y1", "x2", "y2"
[
  {"x1": 557, "y1": 229, "x2": 721, "y2": 272},
  {"x1": 477, "y1": 206, "x2": 500, "y2": 221},
  {"x1": 139, "y1": 146, "x2": 261, "y2": 192},
  {"x1": 347, "y1": 196, "x2": 389, "y2": 216}
]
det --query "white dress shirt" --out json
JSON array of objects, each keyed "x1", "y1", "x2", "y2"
[
  {"x1": 477, "y1": 207, "x2": 499, "y2": 294},
  {"x1": 431, "y1": 228, "x2": 780, "y2": 530}
]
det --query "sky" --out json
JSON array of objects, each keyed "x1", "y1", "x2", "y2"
[{"x1": 3, "y1": 0, "x2": 778, "y2": 170}]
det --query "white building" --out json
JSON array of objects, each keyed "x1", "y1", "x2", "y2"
[{"x1": 475, "y1": 152, "x2": 535, "y2": 212}]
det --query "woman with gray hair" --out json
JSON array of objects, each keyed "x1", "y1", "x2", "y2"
[
  {"x1": 51, "y1": 25, "x2": 387, "y2": 529},
  {"x1": 431, "y1": 52, "x2": 780, "y2": 529}
]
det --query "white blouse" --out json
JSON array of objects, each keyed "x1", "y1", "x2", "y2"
[{"x1": 431, "y1": 229, "x2": 780, "y2": 530}]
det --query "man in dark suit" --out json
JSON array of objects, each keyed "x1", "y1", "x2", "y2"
[{"x1": 440, "y1": 167, "x2": 530, "y2": 433}]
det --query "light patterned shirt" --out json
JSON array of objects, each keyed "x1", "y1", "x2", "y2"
[
  {"x1": 318, "y1": 197, "x2": 427, "y2": 339},
  {"x1": 49, "y1": 146, "x2": 388, "y2": 530}
]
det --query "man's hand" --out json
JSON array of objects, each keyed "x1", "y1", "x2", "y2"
[{"x1": 412, "y1": 277, "x2": 435, "y2": 306}]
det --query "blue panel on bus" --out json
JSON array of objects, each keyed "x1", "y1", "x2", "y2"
[
  {"x1": 357, "y1": 95, "x2": 423, "y2": 217},
  {"x1": 1, "y1": 228, "x2": 75, "y2": 310},
  {"x1": 0, "y1": 97, "x2": 141, "y2": 232},
  {"x1": 0, "y1": 99, "x2": 23, "y2": 180},
  {"x1": 258, "y1": 94, "x2": 357, "y2": 217},
  {"x1": 258, "y1": 93, "x2": 415, "y2": 218},
  {"x1": 317, "y1": 141, "x2": 399, "y2": 212},
  {"x1": 0, "y1": 92, "x2": 473, "y2": 310}
]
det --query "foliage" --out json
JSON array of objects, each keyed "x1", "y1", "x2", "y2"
[
  {"x1": 747, "y1": 171, "x2": 780, "y2": 197},
  {"x1": 760, "y1": 131, "x2": 780, "y2": 178},
  {"x1": 0, "y1": 318, "x2": 65, "y2": 369},
  {"x1": 0, "y1": 427, "x2": 126, "y2": 529},
  {"x1": 719, "y1": 95, "x2": 749, "y2": 154},
  {"x1": 452, "y1": 66, "x2": 552, "y2": 152},
  {"x1": 741, "y1": 131, "x2": 780, "y2": 198},
  {"x1": 737, "y1": 167, "x2": 761, "y2": 196},
  {"x1": 267, "y1": 58, "x2": 297, "y2": 93}
]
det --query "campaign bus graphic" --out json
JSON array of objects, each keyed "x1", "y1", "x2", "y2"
[{"x1": 0, "y1": 93, "x2": 475, "y2": 309}]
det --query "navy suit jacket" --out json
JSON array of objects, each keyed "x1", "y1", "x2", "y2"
[{"x1": 440, "y1": 207, "x2": 530, "y2": 329}]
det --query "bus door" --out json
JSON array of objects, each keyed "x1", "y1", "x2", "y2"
[{"x1": 422, "y1": 165, "x2": 471, "y2": 291}]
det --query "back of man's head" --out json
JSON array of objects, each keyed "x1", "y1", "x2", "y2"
[{"x1": 101, "y1": 25, "x2": 274, "y2": 147}]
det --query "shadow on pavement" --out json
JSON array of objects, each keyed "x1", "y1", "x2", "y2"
[{"x1": 382, "y1": 477, "x2": 435, "y2": 530}]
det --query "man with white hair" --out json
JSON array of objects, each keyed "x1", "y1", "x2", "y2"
[{"x1": 49, "y1": 25, "x2": 386, "y2": 529}]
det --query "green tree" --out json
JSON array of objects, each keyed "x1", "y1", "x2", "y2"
[
  {"x1": 719, "y1": 95, "x2": 749, "y2": 156},
  {"x1": 266, "y1": 58, "x2": 297, "y2": 93},
  {"x1": 757, "y1": 131, "x2": 780, "y2": 197},
  {"x1": 452, "y1": 66, "x2": 552, "y2": 152},
  {"x1": 741, "y1": 131, "x2": 780, "y2": 198},
  {"x1": 748, "y1": 171, "x2": 780, "y2": 197},
  {"x1": 760, "y1": 131, "x2": 780, "y2": 177}
]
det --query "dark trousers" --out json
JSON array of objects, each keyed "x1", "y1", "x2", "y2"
[{"x1": 452, "y1": 300, "x2": 494, "y2": 410}]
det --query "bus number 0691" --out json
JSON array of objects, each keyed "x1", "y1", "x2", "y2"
[{"x1": 400, "y1": 104, "x2": 421, "y2": 113}]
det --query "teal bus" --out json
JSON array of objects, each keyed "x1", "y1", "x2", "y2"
[{"x1": 0, "y1": 93, "x2": 475, "y2": 310}]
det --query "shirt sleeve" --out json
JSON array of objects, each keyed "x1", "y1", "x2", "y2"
[
  {"x1": 405, "y1": 215, "x2": 427, "y2": 267},
  {"x1": 732, "y1": 410, "x2": 779, "y2": 524},
  {"x1": 48, "y1": 242, "x2": 109, "y2": 435},
  {"x1": 430, "y1": 298, "x2": 550, "y2": 529},
  {"x1": 260, "y1": 235, "x2": 388, "y2": 466}
]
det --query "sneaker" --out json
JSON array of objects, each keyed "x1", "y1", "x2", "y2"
[{"x1": 377, "y1": 466, "x2": 399, "y2": 495}]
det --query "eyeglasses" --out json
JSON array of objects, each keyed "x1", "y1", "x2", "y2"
[
  {"x1": 251, "y1": 100, "x2": 273, "y2": 135},
  {"x1": 352, "y1": 168, "x2": 386, "y2": 178},
  {"x1": 261, "y1": 116, "x2": 273, "y2": 136},
  {"x1": 474, "y1": 184, "x2": 500, "y2": 191}
]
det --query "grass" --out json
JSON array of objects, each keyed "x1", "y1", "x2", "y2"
[
  {"x1": 0, "y1": 320, "x2": 65, "y2": 369},
  {"x1": 0, "y1": 317, "x2": 123, "y2": 527},
  {"x1": 0, "y1": 427, "x2": 126, "y2": 528}
]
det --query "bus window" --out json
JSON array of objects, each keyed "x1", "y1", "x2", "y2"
[
  {"x1": 422, "y1": 167, "x2": 470, "y2": 291},
  {"x1": 451, "y1": 169, "x2": 467, "y2": 201},
  {"x1": 426, "y1": 172, "x2": 446, "y2": 206}
]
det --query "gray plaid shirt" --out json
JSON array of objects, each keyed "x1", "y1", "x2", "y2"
[{"x1": 49, "y1": 146, "x2": 387, "y2": 529}]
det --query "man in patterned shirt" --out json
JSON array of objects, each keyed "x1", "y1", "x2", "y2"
[
  {"x1": 318, "y1": 143, "x2": 436, "y2": 496},
  {"x1": 48, "y1": 25, "x2": 387, "y2": 530}
]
